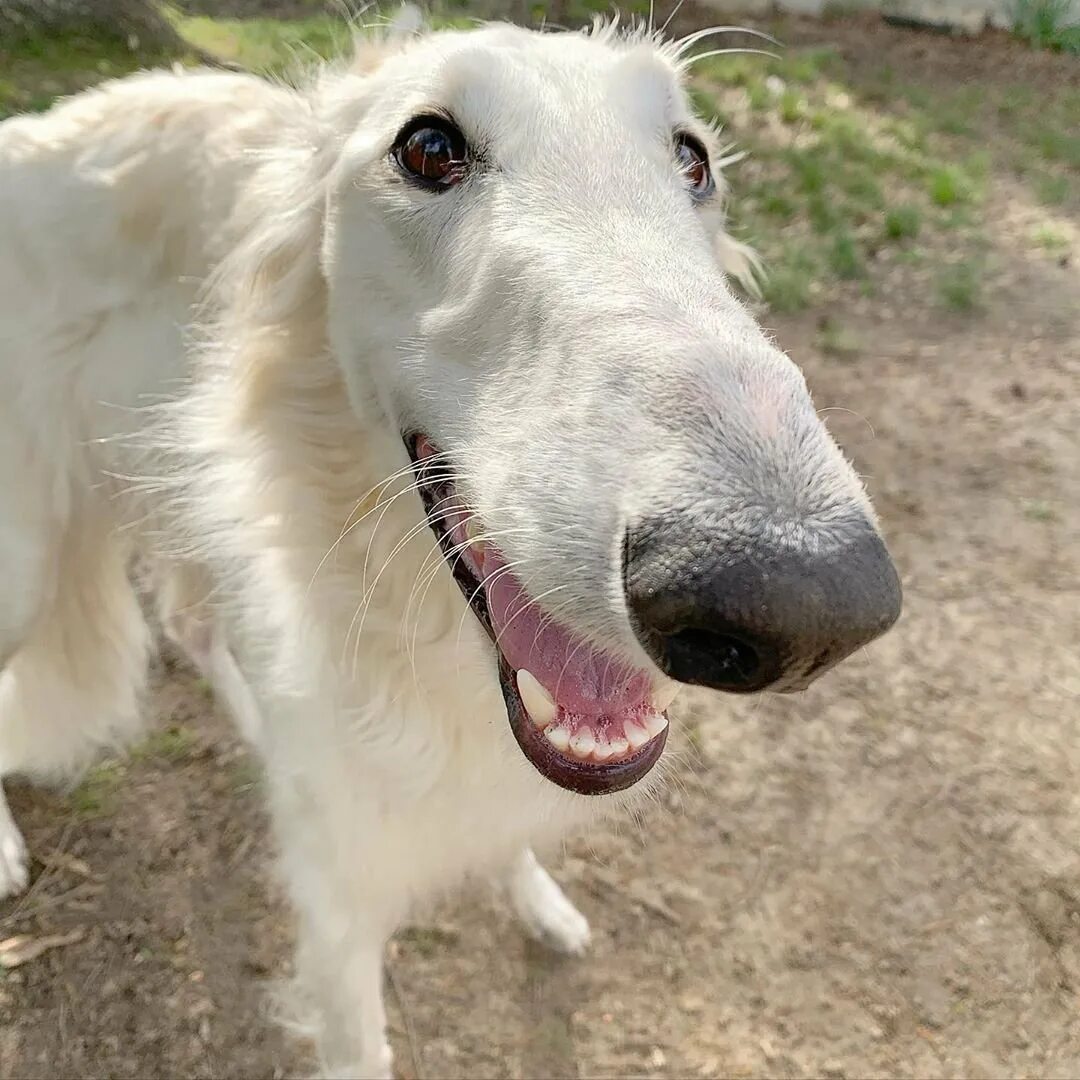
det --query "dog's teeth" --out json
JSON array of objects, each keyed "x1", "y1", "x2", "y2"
[
  {"x1": 569, "y1": 728, "x2": 595, "y2": 759},
  {"x1": 624, "y1": 720, "x2": 649, "y2": 749},
  {"x1": 643, "y1": 711, "x2": 669, "y2": 738},
  {"x1": 651, "y1": 680, "x2": 681, "y2": 712},
  {"x1": 462, "y1": 517, "x2": 485, "y2": 569},
  {"x1": 544, "y1": 724, "x2": 570, "y2": 751},
  {"x1": 591, "y1": 737, "x2": 614, "y2": 762},
  {"x1": 609, "y1": 736, "x2": 629, "y2": 757},
  {"x1": 517, "y1": 669, "x2": 557, "y2": 729},
  {"x1": 464, "y1": 516, "x2": 484, "y2": 551}
]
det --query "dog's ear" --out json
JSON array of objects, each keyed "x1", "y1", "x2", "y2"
[
  {"x1": 351, "y1": 4, "x2": 427, "y2": 75},
  {"x1": 697, "y1": 172, "x2": 765, "y2": 299},
  {"x1": 710, "y1": 166, "x2": 764, "y2": 297},
  {"x1": 715, "y1": 228, "x2": 764, "y2": 299}
]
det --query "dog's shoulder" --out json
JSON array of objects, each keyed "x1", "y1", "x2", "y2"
[{"x1": 0, "y1": 68, "x2": 301, "y2": 306}]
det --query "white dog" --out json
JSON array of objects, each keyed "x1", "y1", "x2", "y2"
[{"x1": 0, "y1": 12, "x2": 901, "y2": 1076}]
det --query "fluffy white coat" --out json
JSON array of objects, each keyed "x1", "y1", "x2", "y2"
[{"x1": 0, "y1": 15, "x2": 873, "y2": 1076}]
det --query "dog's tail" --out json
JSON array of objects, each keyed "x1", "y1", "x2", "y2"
[{"x1": 0, "y1": 505, "x2": 150, "y2": 784}]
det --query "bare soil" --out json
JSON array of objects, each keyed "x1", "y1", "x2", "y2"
[{"x1": 2, "y1": 17, "x2": 1079, "y2": 1080}]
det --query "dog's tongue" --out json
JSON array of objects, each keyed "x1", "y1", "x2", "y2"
[{"x1": 481, "y1": 546, "x2": 652, "y2": 714}]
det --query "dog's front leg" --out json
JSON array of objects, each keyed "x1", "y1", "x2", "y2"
[
  {"x1": 297, "y1": 902, "x2": 393, "y2": 1080},
  {"x1": 275, "y1": 797, "x2": 397, "y2": 1079}
]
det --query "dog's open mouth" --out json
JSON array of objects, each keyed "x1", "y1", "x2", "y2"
[{"x1": 407, "y1": 434, "x2": 674, "y2": 796}]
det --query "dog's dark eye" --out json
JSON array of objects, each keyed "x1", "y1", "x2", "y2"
[
  {"x1": 392, "y1": 116, "x2": 468, "y2": 189},
  {"x1": 675, "y1": 134, "x2": 714, "y2": 199}
]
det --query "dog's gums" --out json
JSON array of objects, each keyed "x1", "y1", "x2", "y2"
[{"x1": 407, "y1": 434, "x2": 675, "y2": 795}]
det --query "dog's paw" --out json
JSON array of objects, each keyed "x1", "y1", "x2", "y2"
[
  {"x1": 320, "y1": 1045, "x2": 393, "y2": 1080},
  {"x1": 520, "y1": 887, "x2": 592, "y2": 956},
  {"x1": 0, "y1": 811, "x2": 29, "y2": 900},
  {"x1": 510, "y1": 850, "x2": 591, "y2": 956}
]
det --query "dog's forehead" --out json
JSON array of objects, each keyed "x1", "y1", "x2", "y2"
[{"x1": 385, "y1": 27, "x2": 686, "y2": 147}]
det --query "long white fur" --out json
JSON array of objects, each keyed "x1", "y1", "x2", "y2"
[{"x1": 0, "y1": 12, "x2": 872, "y2": 1077}]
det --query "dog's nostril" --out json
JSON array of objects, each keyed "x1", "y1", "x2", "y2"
[
  {"x1": 661, "y1": 627, "x2": 774, "y2": 692},
  {"x1": 624, "y1": 511, "x2": 902, "y2": 696}
]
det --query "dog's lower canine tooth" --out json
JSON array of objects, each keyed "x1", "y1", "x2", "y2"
[
  {"x1": 643, "y1": 712, "x2": 668, "y2": 738},
  {"x1": 624, "y1": 720, "x2": 649, "y2": 749},
  {"x1": 517, "y1": 669, "x2": 557, "y2": 728}
]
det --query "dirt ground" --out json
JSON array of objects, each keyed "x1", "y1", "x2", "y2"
[{"x1": 2, "y1": 16, "x2": 1079, "y2": 1080}]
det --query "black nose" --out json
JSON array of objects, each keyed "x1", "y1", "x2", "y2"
[{"x1": 624, "y1": 514, "x2": 902, "y2": 693}]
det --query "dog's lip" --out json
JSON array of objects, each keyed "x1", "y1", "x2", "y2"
[
  {"x1": 497, "y1": 654, "x2": 668, "y2": 796},
  {"x1": 404, "y1": 432, "x2": 670, "y2": 796}
]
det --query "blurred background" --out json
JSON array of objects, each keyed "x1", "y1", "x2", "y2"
[{"x1": 0, "y1": 1, "x2": 1077, "y2": 1077}]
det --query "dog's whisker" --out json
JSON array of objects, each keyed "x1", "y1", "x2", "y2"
[
  {"x1": 400, "y1": 519, "x2": 529, "y2": 663},
  {"x1": 677, "y1": 46, "x2": 782, "y2": 70},
  {"x1": 670, "y1": 23, "x2": 781, "y2": 56},
  {"x1": 658, "y1": 0, "x2": 687, "y2": 37}
]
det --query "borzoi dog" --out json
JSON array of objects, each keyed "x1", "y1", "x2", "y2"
[{"x1": 0, "y1": 12, "x2": 901, "y2": 1076}]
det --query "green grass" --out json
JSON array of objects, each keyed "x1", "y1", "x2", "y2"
[
  {"x1": 68, "y1": 761, "x2": 126, "y2": 817},
  {"x1": 827, "y1": 230, "x2": 863, "y2": 279},
  {"x1": 397, "y1": 924, "x2": 460, "y2": 958},
  {"x1": 756, "y1": 183, "x2": 798, "y2": 221},
  {"x1": 996, "y1": 87, "x2": 1080, "y2": 206},
  {"x1": 687, "y1": 86, "x2": 720, "y2": 121},
  {"x1": 522, "y1": 0, "x2": 652, "y2": 23},
  {"x1": 0, "y1": 8, "x2": 379, "y2": 118},
  {"x1": 851, "y1": 68, "x2": 1078, "y2": 208},
  {"x1": 778, "y1": 88, "x2": 804, "y2": 124},
  {"x1": 759, "y1": 245, "x2": 816, "y2": 313},
  {"x1": 177, "y1": 14, "x2": 352, "y2": 75},
  {"x1": 0, "y1": 36, "x2": 158, "y2": 119},
  {"x1": 691, "y1": 42, "x2": 998, "y2": 312},
  {"x1": 746, "y1": 81, "x2": 771, "y2": 111},
  {"x1": 937, "y1": 261, "x2": 983, "y2": 311},
  {"x1": 929, "y1": 166, "x2": 971, "y2": 207},
  {"x1": 66, "y1": 727, "x2": 201, "y2": 815},
  {"x1": 1033, "y1": 171, "x2": 1072, "y2": 206},
  {"x1": 1024, "y1": 500, "x2": 1061, "y2": 522},
  {"x1": 686, "y1": 17, "x2": 1080, "y2": 312},
  {"x1": 1033, "y1": 224, "x2": 1069, "y2": 250},
  {"x1": 1033, "y1": 126, "x2": 1080, "y2": 168},
  {"x1": 998, "y1": 85, "x2": 1037, "y2": 115},
  {"x1": 816, "y1": 316, "x2": 861, "y2": 358},
  {"x1": 884, "y1": 204, "x2": 921, "y2": 241},
  {"x1": 131, "y1": 725, "x2": 199, "y2": 764},
  {"x1": 1010, "y1": 0, "x2": 1080, "y2": 55}
]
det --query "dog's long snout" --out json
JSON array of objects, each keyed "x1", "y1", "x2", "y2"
[{"x1": 624, "y1": 514, "x2": 902, "y2": 693}]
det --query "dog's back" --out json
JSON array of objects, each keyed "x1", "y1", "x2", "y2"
[
  {"x1": 0, "y1": 68, "x2": 290, "y2": 893},
  {"x1": 0, "y1": 68, "x2": 292, "y2": 438}
]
